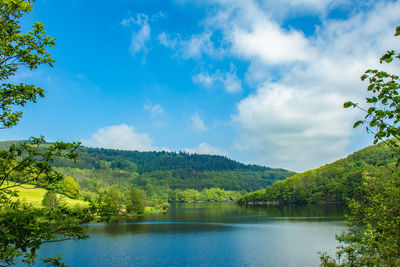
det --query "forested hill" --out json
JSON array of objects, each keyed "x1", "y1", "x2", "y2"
[
  {"x1": 52, "y1": 147, "x2": 274, "y2": 173},
  {"x1": 238, "y1": 141, "x2": 395, "y2": 205},
  {"x1": 0, "y1": 141, "x2": 295, "y2": 193}
]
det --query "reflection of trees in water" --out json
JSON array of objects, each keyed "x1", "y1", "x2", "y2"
[
  {"x1": 87, "y1": 203, "x2": 345, "y2": 236},
  {"x1": 90, "y1": 222, "x2": 231, "y2": 236},
  {"x1": 244, "y1": 204, "x2": 346, "y2": 219}
]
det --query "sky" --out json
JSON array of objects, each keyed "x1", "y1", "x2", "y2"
[{"x1": 2, "y1": 0, "x2": 400, "y2": 172}]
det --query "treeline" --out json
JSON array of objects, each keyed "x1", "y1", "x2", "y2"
[
  {"x1": 238, "y1": 141, "x2": 394, "y2": 205},
  {"x1": 56, "y1": 167, "x2": 292, "y2": 193},
  {"x1": 51, "y1": 147, "x2": 286, "y2": 174},
  {"x1": 55, "y1": 169, "x2": 243, "y2": 203}
]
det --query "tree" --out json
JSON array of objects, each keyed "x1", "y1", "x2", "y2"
[
  {"x1": 0, "y1": 1, "x2": 94, "y2": 265},
  {"x1": 42, "y1": 190, "x2": 61, "y2": 209},
  {"x1": 90, "y1": 190, "x2": 120, "y2": 223},
  {"x1": 126, "y1": 187, "x2": 145, "y2": 214},
  {"x1": 320, "y1": 26, "x2": 400, "y2": 267},
  {"x1": 64, "y1": 176, "x2": 80, "y2": 199},
  {"x1": 344, "y1": 26, "x2": 400, "y2": 160},
  {"x1": 0, "y1": 0, "x2": 55, "y2": 129}
]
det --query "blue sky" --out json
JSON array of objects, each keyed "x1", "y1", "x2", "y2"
[{"x1": 2, "y1": 0, "x2": 400, "y2": 172}]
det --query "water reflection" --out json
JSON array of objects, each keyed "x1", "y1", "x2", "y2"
[
  {"x1": 36, "y1": 203, "x2": 346, "y2": 267},
  {"x1": 91, "y1": 222, "x2": 232, "y2": 236},
  {"x1": 88, "y1": 203, "x2": 345, "y2": 237},
  {"x1": 134, "y1": 202, "x2": 345, "y2": 222}
]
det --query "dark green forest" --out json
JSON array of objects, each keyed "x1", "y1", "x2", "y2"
[
  {"x1": 0, "y1": 141, "x2": 294, "y2": 202},
  {"x1": 238, "y1": 140, "x2": 394, "y2": 205}
]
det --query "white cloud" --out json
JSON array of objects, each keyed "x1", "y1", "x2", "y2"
[
  {"x1": 192, "y1": 72, "x2": 215, "y2": 87},
  {"x1": 180, "y1": 32, "x2": 221, "y2": 59},
  {"x1": 159, "y1": 31, "x2": 225, "y2": 59},
  {"x1": 190, "y1": 112, "x2": 207, "y2": 131},
  {"x1": 183, "y1": 0, "x2": 400, "y2": 171},
  {"x1": 192, "y1": 64, "x2": 242, "y2": 93},
  {"x1": 223, "y1": 70, "x2": 242, "y2": 93},
  {"x1": 233, "y1": 84, "x2": 358, "y2": 171},
  {"x1": 184, "y1": 143, "x2": 227, "y2": 156},
  {"x1": 157, "y1": 32, "x2": 178, "y2": 48},
  {"x1": 232, "y1": 22, "x2": 312, "y2": 64},
  {"x1": 122, "y1": 14, "x2": 151, "y2": 57},
  {"x1": 83, "y1": 124, "x2": 157, "y2": 151},
  {"x1": 144, "y1": 103, "x2": 165, "y2": 116}
]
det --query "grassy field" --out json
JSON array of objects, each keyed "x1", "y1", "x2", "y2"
[{"x1": 2, "y1": 182, "x2": 88, "y2": 208}]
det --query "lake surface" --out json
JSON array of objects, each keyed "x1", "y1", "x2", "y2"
[{"x1": 36, "y1": 203, "x2": 345, "y2": 267}]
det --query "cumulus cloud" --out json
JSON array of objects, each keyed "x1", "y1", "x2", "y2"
[
  {"x1": 83, "y1": 124, "x2": 157, "y2": 151},
  {"x1": 190, "y1": 112, "x2": 207, "y2": 131},
  {"x1": 184, "y1": 143, "x2": 227, "y2": 156},
  {"x1": 232, "y1": 84, "x2": 359, "y2": 170},
  {"x1": 229, "y1": 1, "x2": 400, "y2": 171},
  {"x1": 192, "y1": 64, "x2": 242, "y2": 93},
  {"x1": 179, "y1": 0, "x2": 400, "y2": 170},
  {"x1": 232, "y1": 22, "x2": 312, "y2": 64}
]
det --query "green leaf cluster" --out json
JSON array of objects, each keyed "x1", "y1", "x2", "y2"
[
  {"x1": 0, "y1": 0, "x2": 55, "y2": 129},
  {"x1": 320, "y1": 26, "x2": 400, "y2": 266},
  {"x1": 0, "y1": 1, "x2": 97, "y2": 266}
]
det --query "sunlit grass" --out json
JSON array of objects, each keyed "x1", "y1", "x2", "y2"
[{"x1": 2, "y1": 181, "x2": 88, "y2": 208}]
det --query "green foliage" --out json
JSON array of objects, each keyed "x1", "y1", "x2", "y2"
[
  {"x1": 238, "y1": 141, "x2": 393, "y2": 205},
  {"x1": 344, "y1": 30, "x2": 400, "y2": 161},
  {"x1": 50, "y1": 154, "x2": 292, "y2": 195},
  {"x1": 0, "y1": 139, "x2": 91, "y2": 266},
  {"x1": 41, "y1": 190, "x2": 61, "y2": 208},
  {"x1": 0, "y1": 1, "x2": 97, "y2": 265},
  {"x1": 55, "y1": 148, "x2": 271, "y2": 173},
  {"x1": 320, "y1": 169, "x2": 400, "y2": 266},
  {"x1": 39, "y1": 145, "x2": 294, "y2": 204},
  {"x1": 320, "y1": 26, "x2": 400, "y2": 267},
  {"x1": 0, "y1": 0, "x2": 55, "y2": 129},
  {"x1": 90, "y1": 190, "x2": 120, "y2": 223},
  {"x1": 64, "y1": 176, "x2": 80, "y2": 199},
  {"x1": 126, "y1": 188, "x2": 146, "y2": 214},
  {"x1": 0, "y1": 200, "x2": 92, "y2": 266}
]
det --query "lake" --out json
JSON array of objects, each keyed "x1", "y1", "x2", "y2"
[{"x1": 36, "y1": 203, "x2": 345, "y2": 267}]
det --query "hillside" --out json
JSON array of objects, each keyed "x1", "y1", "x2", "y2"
[
  {"x1": 0, "y1": 141, "x2": 295, "y2": 195},
  {"x1": 1, "y1": 181, "x2": 87, "y2": 208},
  {"x1": 238, "y1": 141, "x2": 395, "y2": 205},
  {"x1": 54, "y1": 147, "x2": 294, "y2": 193}
]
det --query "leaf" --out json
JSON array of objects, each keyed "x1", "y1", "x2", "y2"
[
  {"x1": 395, "y1": 25, "x2": 400, "y2": 36},
  {"x1": 361, "y1": 74, "x2": 368, "y2": 81},
  {"x1": 353, "y1": 120, "x2": 363, "y2": 128},
  {"x1": 344, "y1": 101, "x2": 356, "y2": 108},
  {"x1": 380, "y1": 54, "x2": 393, "y2": 63},
  {"x1": 367, "y1": 107, "x2": 376, "y2": 114}
]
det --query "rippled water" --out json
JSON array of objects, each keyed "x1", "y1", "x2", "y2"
[{"x1": 36, "y1": 203, "x2": 345, "y2": 267}]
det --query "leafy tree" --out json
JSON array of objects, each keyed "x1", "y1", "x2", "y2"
[
  {"x1": 321, "y1": 26, "x2": 400, "y2": 266},
  {"x1": 126, "y1": 187, "x2": 145, "y2": 214},
  {"x1": 90, "y1": 190, "x2": 120, "y2": 223},
  {"x1": 344, "y1": 26, "x2": 400, "y2": 160},
  {"x1": 42, "y1": 190, "x2": 61, "y2": 209},
  {"x1": 64, "y1": 176, "x2": 80, "y2": 199},
  {"x1": 0, "y1": 0, "x2": 55, "y2": 129},
  {"x1": 0, "y1": 1, "x2": 94, "y2": 265}
]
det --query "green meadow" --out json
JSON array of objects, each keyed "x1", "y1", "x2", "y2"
[{"x1": 3, "y1": 182, "x2": 88, "y2": 208}]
